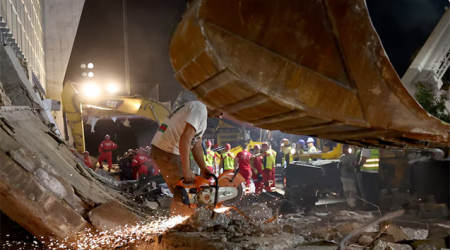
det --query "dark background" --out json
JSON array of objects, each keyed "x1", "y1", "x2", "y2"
[{"x1": 66, "y1": 0, "x2": 449, "y2": 158}]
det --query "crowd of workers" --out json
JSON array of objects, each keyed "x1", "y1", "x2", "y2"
[{"x1": 82, "y1": 134, "x2": 159, "y2": 181}]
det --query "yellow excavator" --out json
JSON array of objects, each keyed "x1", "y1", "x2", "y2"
[{"x1": 61, "y1": 81, "x2": 170, "y2": 154}]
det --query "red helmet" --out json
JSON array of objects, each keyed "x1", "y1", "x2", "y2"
[
  {"x1": 213, "y1": 144, "x2": 219, "y2": 149},
  {"x1": 206, "y1": 140, "x2": 212, "y2": 147},
  {"x1": 225, "y1": 143, "x2": 231, "y2": 150},
  {"x1": 105, "y1": 134, "x2": 110, "y2": 140},
  {"x1": 253, "y1": 144, "x2": 261, "y2": 150},
  {"x1": 83, "y1": 151, "x2": 89, "y2": 155}
]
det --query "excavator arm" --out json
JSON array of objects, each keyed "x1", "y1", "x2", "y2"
[{"x1": 61, "y1": 81, "x2": 170, "y2": 154}]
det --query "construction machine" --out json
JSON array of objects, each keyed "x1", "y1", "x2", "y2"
[
  {"x1": 61, "y1": 81, "x2": 170, "y2": 154},
  {"x1": 169, "y1": 0, "x2": 450, "y2": 149}
]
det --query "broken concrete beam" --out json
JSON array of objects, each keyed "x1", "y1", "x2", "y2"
[
  {"x1": 0, "y1": 45, "x2": 40, "y2": 106},
  {"x1": 410, "y1": 239, "x2": 446, "y2": 249},
  {"x1": 428, "y1": 223, "x2": 450, "y2": 239},
  {"x1": 380, "y1": 221, "x2": 410, "y2": 242},
  {"x1": 0, "y1": 80, "x2": 12, "y2": 106},
  {"x1": 232, "y1": 203, "x2": 274, "y2": 222},
  {"x1": 0, "y1": 151, "x2": 91, "y2": 242},
  {"x1": 331, "y1": 210, "x2": 375, "y2": 222},
  {"x1": 88, "y1": 200, "x2": 143, "y2": 231},
  {"x1": 180, "y1": 208, "x2": 231, "y2": 231},
  {"x1": 118, "y1": 231, "x2": 304, "y2": 250},
  {"x1": 371, "y1": 239, "x2": 413, "y2": 250},
  {"x1": 401, "y1": 227, "x2": 428, "y2": 241},
  {"x1": 358, "y1": 235, "x2": 374, "y2": 245}
]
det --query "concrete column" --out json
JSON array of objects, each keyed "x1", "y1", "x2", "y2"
[{"x1": 43, "y1": 0, "x2": 85, "y2": 140}]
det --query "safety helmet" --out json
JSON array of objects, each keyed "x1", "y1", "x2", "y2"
[
  {"x1": 128, "y1": 149, "x2": 133, "y2": 153},
  {"x1": 206, "y1": 140, "x2": 212, "y2": 147},
  {"x1": 280, "y1": 138, "x2": 289, "y2": 145},
  {"x1": 83, "y1": 151, "x2": 89, "y2": 155},
  {"x1": 253, "y1": 144, "x2": 261, "y2": 150},
  {"x1": 225, "y1": 143, "x2": 231, "y2": 150},
  {"x1": 307, "y1": 137, "x2": 315, "y2": 143},
  {"x1": 145, "y1": 146, "x2": 151, "y2": 150},
  {"x1": 297, "y1": 139, "x2": 305, "y2": 145},
  {"x1": 105, "y1": 134, "x2": 110, "y2": 140}
]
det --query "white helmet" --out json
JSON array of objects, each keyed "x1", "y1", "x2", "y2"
[{"x1": 307, "y1": 137, "x2": 315, "y2": 143}]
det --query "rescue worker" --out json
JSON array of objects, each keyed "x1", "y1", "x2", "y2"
[
  {"x1": 98, "y1": 134, "x2": 118, "y2": 171},
  {"x1": 83, "y1": 151, "x2": 93, "y2": 168},
  {"x1": 280, "y1": 138, "x2": 292, "y2": 166},
  {"x1": 293, "y1": 139, "x2": 306, "y2": 160},
  {"x1": 306, "y1": 137, "x2": 317, "y2": 153},
  {"x1": 221, "y1": 143, "x2": 235, "y2": 172},
  {"x1": 356, "y1": 147, "x2": 380, "y2": 210},
  {"x1": 250, "y1": 144, "x2": 264, "y2": 194},
  {"x1": 262, "y1": 142, "x2": 276, "y2": 192},
  {"x1": 204, "y1": 140, "x2": 217, "y2": 175},
  {"x1": 268, "y1": 142, "x2": 277, "y2": 188},
  {"x1": 119, "y1": 153, "x2": 134, "y2": 180},
  {"x1": 338, "y1": 145, "x2": 357, "y2": 209},
  {"x1": 150, "y1": 100, "x2": 222, "y2": 216},
  {"x1": 235, "y1": 144, "x2": 252, "y2": 194},
  {"x1": 132, "y1": 148, "x2": 150, "y2": 179}
]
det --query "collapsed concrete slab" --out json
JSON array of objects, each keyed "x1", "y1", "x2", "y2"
[
  {"x1": 0, "y1": 106, "x2": 142, "y2": 244},
  {"x1": 89, "y1": 201, "x2": 143, "y2": 231}
]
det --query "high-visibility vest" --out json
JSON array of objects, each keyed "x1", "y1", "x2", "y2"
[
  {"x1": 308, "y1": 146, "x2": 317, "y2": 153},
  {"x1": 204, "y1": 149, "x2": 215, "y2": 167},
  {"x1": 189, "y1": 152, "x2": 194, "y2": 160},
  {"x1": 263, "y1": 151, "x2": 275, "y2": 170},
  {"x1": 357, "y1": 149, "x2": 380, "y2": 173},
  {"x1": 282, "y1": 147, "x2": 294, "y2": 164},
  {"x1": 221, "y1": 152, "x2": 235, "y2": 170}
]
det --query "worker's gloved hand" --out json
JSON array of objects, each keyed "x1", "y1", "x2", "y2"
[
  {"x1": 183, "y1": 169, "x2": 196, "y2": 183},
  {"x1": 201, "y1": 168, "x2": 214, "y2": 180},
  {"x1": 257, "y1": 174, "x2": 263, "y2": 181}
]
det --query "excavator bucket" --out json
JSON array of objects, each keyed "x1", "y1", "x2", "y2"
[{"x1": 169, "y1": 0, "x2": 450, "y2": 149}]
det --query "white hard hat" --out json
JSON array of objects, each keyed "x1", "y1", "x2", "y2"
[{"x1": 307, "y1": 137, "x2": 315, "y2": 143}]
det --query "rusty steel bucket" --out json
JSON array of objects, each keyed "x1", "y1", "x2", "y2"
[{"x1": 169, "y1": 0, "x2": 450, "y2": 149}]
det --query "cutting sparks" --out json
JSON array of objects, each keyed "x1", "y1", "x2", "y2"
[{"x1": 3, "y1": 216, "x2": 188, "y2": 250}]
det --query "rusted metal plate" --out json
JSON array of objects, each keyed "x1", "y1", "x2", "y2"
[{"x1": 170, "y1": 0, "x2": 450, "y2": 148}]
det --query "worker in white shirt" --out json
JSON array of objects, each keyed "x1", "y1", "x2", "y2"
[{"x1": 150, "y1": 101, "x2": 223, "y2": 216}]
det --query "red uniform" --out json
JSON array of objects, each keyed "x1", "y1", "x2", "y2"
[
  {"x1": 98, "y1": 139, "x2": 118, "y2": 170},
  {"x1": 236, "y1": 151, "x2": 252, "y2": 193},
  {"x1": 252, "y1": 154, "x2": 264, "y2": 194},
  {"x1": 132, "y1": 153, "x2": 149, "y2": 179},
  {"x1": 84, "y1": 156, "x2": 93, "y2": 168}
]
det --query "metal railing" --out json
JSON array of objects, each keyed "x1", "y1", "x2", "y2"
[{"x1": 0, "y1": 0, "x2": 45, "y2": 90}]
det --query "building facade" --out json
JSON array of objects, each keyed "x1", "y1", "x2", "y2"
[
  {"x1": 1, "y1": 0, "x2": 85, "y2": 138},
  {"x1": 1, "y1": 0, "x2": 46, "y2": 92}
]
